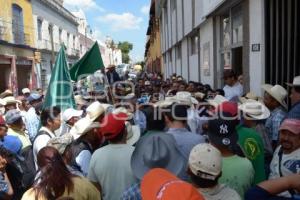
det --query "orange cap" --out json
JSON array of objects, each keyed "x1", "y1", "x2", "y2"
[{"x1": 141, "y1": 168, "x2": 204, "y2": 200}]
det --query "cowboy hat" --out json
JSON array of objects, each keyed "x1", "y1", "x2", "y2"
[
  {"x1": 239, "y1": 91, "x2": 260, "y2": 104},
  {"x1": 47, "y1": 133, "x2": 74, "y2": 154},
  {"x1": 112, "y1": 107, "x2": 134, "y2": 120},
  {"x1": 74, "y1": 95, "x2": 88, "y2": 106},
  {"x1": 3, "y1": 96, "x2": 21, "y2": 105},
  {"x1": 86, "y1": 101, "x2": 105, "y2": 121},
  {"x1": 239, "y1": 99, "x2": 270, "y2": 120},
  {"x1": 69, "y1": 117, "x2": 100, "y2": 140},
  {"x1": 131, "y1": 133, "x2": 186, "y2": 180},
  {"x1": 0, "y1": 90, "x2": 13, "y2": 98},
  {"x1": 154, "y1": 96, "x2": 177, "y2": 108},
  {"x1": 175, "y1": 91, "x2": 199, "y2": 105},
  {"x1": 207, "y1": 95, "x2": 228, "y2": 108},
  {"x1": 286, "y1": 76, "x2": 300, "y2": 87},
  {"x1": 0, "y1": 98, "x2": 6, "y2": 106},
  {"x1": 126, "y1": 122, "x2": 140, "y2": 146},
  {"x1": 262, "y1": 84, "x2": 288, "y2": 109}
]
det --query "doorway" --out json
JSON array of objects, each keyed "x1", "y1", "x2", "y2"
[{"x1": 231, "y1": 47, "x2": 243, "y2": 76}]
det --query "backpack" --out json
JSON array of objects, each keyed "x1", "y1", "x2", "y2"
[{"x1": 68, "y1": 140, "x2": 92, "y2": 173}]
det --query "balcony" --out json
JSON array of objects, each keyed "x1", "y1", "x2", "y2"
[
  {"x1": 71, "y1": 48, "x2": 80, "y2": 57},
  {"x1": 39, "y1": 39, "x2": 60, "y2": 52}
]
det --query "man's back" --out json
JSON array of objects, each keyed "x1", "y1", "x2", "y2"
[
  {"x1": 219, "y1": 155, "x2": 254, "y2": 198},
  {"x1": 88, "y1": 144, "x2": 137, "y2": 200}
]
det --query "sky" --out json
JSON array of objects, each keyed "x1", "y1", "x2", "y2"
[{"x1": 64, "y1": 0, "x2": 150, "y2": 63}]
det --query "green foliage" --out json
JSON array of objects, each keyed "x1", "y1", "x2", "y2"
[{"x1": 118, "y1": 41, "x2": 133, "y2": 63}]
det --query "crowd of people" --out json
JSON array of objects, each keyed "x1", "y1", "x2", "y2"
[{"x1": 0, "y1": 67, "x2": 299, "y2": 200}]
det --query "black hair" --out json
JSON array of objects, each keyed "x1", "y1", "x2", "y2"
[
  {"x1": 215, "y1": 89, "x2": 225, "y2": 96},
  {"x1": 189, "y1": 170, "x2": 220, "y2": 188},
  {"x1": 163, "y1": 103, "x2": 188, "y2": 122},
  {"x1": 145, "y1": 106, "x2": 165, "y2": 131},
  {"x1": 294, "y1": 86, "x2": 300, "y2": 93},
  {"x1": 41, "y1": 106, "x2": 61, "y2": 126}
]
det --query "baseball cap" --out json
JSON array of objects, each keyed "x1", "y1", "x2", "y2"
[
  {"x1": 100, "y1": 113, "x2": 127, "y2": 140},
  {"x1": 2, "y1": 135, "x2": 22, "y2": 154},
  {"x1": 26, "y1": 92, "x2": 42, "y2": 103},
  {"x1": 22, "y1": 88, "x2": 30, "y2": 94},
  {"x1": 279, "y1": 119, "x2": 300, "y2": 135},
  {"x1": 216, "y1": 101, "x2": 238, "y2": 117},
  {"x1": 207, "y1": 113, "x2": 238, "y2": 146},
  {"x1": 62, "y1": 108, "x2": 83, "y2": 122},
  {"x1": 5, "y1": 109, "x2": 22, "y2": 125},
  {"x1": 141, "y1": 168, "x2": 205, "y2": 200},
  {"x1": 189, "y1": 143, "x2": 222, "y2": 180}
]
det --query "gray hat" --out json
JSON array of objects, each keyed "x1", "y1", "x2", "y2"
[
  {"x1": 5, "y1": 109, "x2": 22, "y2": 124},
  {"x1": 131, "y1": 133, "x2": 186, "y2": 180}
]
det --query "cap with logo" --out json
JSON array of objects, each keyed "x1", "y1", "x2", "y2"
[{"x1": 207, "y1": 113, "x2": 238, "y2": 146}]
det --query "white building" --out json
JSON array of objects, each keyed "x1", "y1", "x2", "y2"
[
  {"x1": 101, "y1": 37, "x2": 122, "y2": 67},
  {"x1": 156, "y1": 0, "x2": 300, "y2": 95},
  {"x1": 32, "y1": 0, "x2": 80, "y2": 89},
  {"x1": 71, "y1": 9, "x2": 95, "y2": 58}
]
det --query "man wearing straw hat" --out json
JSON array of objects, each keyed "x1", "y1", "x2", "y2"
[
  {"x1": 262, "y1": 84, "x2": 288, "y2": 149},
  {"x1": 286, "y1": 75, "x2": 300, "y2": 119}
]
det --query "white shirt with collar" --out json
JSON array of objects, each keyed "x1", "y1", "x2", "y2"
[{"x1": 223, "y1": 82, "x2": 243, "y2": 100}]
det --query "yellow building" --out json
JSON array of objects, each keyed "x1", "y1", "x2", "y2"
[
  {"x1": 145, "y1": 0, "x2": 163, "y2": 74},
  {"x1": 0, "y1": 0, "x2": 37, "y2": 95}
]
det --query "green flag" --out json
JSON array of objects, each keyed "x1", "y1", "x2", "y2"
[
  {"x1": 70, "y1": 41, "x2": 104, "y2": 81},
  {"x1": 43, "y1": 46, "x2": 76, "y2": 111}
]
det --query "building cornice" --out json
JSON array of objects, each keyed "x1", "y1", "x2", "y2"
[{"x1": 39, "y1": 0, "x2": 79, "y2": 25}]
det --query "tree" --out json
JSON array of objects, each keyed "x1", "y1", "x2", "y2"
[{"x1": 118, "y1": 41, "x2": 133, "y2": 63}]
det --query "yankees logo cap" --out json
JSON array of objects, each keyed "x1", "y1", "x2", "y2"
[{"x1": 207, "y1": 112, "x2": 238, "y2": 146}]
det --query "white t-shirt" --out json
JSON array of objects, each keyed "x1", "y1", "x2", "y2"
[
  {"x1": 33, "y1": 127, "x2": 56, "y2": 170},
  {"x1": 269, "y1": 146, "x2": 300, "y2": 197},
  {"x1": 88, "y1": 144, "x2": 137, "y2": 200},
  {"x1": 223, "y1": 82, "x2": 243, "y2": 100},
  {"x1": 198, "y1": 184, "x2": 241, "y2": 200},
  {"x1": 76, "y1": 150, "x2": 92, "y2": 177}
]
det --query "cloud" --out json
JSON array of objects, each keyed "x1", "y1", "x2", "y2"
[
  {"x1": 140, "y1": 5, "x2": 150, "y2": 15},
  {"x1": 93, "y1": 29, "x2": 105, "y2": 42},
  {"x1": 64, "y1": 0, "x2": 105, "y2": 12},
  {"x1": 98, "y1": 13, "x2": 143, "y2": 31}
]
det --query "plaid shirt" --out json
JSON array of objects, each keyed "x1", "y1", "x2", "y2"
[
  {"x1": 24, "y1": 107, "x2": 40, "y2": 142},
  {"x1": 120, "y1": 182, "x2": 142, "y2": 200},
  {"x1": 265, "y1": 107, "x2": 286, "y2": 141},
  {"x1": 0, "y1": 172, "x2": 8, "y2": 198},
  {"x1": 287, "y1": 101, "x2": 300, "y2": 120}
]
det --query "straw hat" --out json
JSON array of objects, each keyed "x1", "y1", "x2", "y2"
[
  {"x1": 85, "y1": 101, "x2": 105, "y2": 121},
  {"x1": 239, "y1": 99, "x2": 270, "y2": 120},
  {"x1": 0, "y1": 90, "x2": 13, "y2": 98},
  {"x1": 112, "y1": 107, "x2": 133, "y2": 119},
  {"x1": 125, "y1": 122, "x2": 140, "y2": 146},
  {"x1": 70, "y1": 117, "x2": 100, "y2": 140},
  {"x1": 286, "y1": 76, "x2": 300, "y2": 87},
  {"x1": 0, "y1": 99, "x2": 7, "y2": 106},
  {"x1": 239, "y1": 91, "x2": 260, "y2": 104},
  {"x1": 262, "y1": 84, "x2": 288, "y2": 109},
  {"x1": 207, "y1": 95, "x2": 228, "y2": 108},
  {"x1": 3, "y1": 96, "x2": 21, "y2": 105},
  {"x1": 175, "y1": 92, "x2": 199, "y2": 105},
  {"x1": 74, "y1": 95, "x2": 88, "y2": 106}
]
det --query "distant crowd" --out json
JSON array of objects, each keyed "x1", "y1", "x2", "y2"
[{"x1": 0, "y1": 66, "x2": 299, "y2": 200}]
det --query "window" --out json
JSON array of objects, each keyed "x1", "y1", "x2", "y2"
[
  {"x1": 37, "y1": 19, "x2": 42, "y2": 40},
  {"x1": 59, "y1": 29, "x2": 62, "y2": 43},
  {"x1": 221, "y1": 15, "x2": 230, "y2": 47},
  {"x1": 168, "y1": 51, "x2": 172, "y2": 62},
  {"x1": 171, "y1": 0, "x2": 176, "y2": 11},
  {"x1": 67, "y1": 33, "x2": 70, "y2": 48},
  {"x1": 232, "y1": 5, "x2": 243, "y2": 44},
  {"x1": 12, "y1": 4, "x2": 24, "y2": 44},
  {"x1": 190, "y1": 33, "x2": 199, "y2": 55},
  {"x1": 176, "y1": 43, "x2": 181, "y2": 60},
  {"x1": 192, "y1": 0, "x2": 195, "y2": 27},
  {"x1": 73, "y1": 35, "x2": 75, "y2": 48}
]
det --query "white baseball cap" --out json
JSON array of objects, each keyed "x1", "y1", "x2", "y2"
[
  {"x1": 189, "y1": 143, "x2": 222, "y2": 180},
  {"x1": 62, "y1": 108, "x2": 83, "y2": 122},
  {"x1": 22, "y1": 88, "x2": 30, "y2": 94}
]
